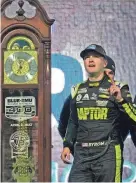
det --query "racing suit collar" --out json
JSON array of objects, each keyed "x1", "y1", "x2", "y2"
[{"x1": 86, "y1": 74, "x2": 108, "y2": 87}]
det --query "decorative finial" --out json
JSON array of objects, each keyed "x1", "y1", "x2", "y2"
[
  {"x1": 18, "y1": 0, "x2": 24, "y2": 8},
  {"x1": 16, "y1": 0, "x2": 25, "y2": 20},
  {"x1": 16, "y1": 0, "x2": 25, "y2": 17}
]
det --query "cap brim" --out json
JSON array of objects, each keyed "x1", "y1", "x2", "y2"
[{"x1": 80, "y1": 49, "x2": 106, "y2": 59}]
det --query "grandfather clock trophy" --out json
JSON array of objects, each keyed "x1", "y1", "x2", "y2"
[{"x1": 1, "y1": 0, "x2": 54, "y2": 182}]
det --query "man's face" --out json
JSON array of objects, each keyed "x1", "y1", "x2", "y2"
[
  {"x1": 83, "y1": 52, "x2": 107, "y2": 75},
  {"x1": 104, "y1": 69, "x2": 115, "y2": 80}
]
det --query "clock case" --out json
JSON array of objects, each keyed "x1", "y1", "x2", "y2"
[{"x1": 1, "y1": 0, "x2": 55, "y2": 182}]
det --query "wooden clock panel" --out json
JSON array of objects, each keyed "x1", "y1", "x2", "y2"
[{"x1": 1, "y1": 0, "x2": 55, "y2": 182}]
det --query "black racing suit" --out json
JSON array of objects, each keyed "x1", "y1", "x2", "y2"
[
  {"x1": 58, "y1": 95, "x2": 71, "y2": 139},
  {"x1": 58, "y1": 95, "x2": 136, "y2": 149},
  {"x1": 134, "y1": 95, "x2": 136, "y2": 103},
  {"x1": 58, "y1": 92, "x2": 136, "y2": 152},
  {"x1": 112, "y1": 81, "x2": 136, "y2": 146},
  {"x1": 119, "y1": 112, "x2": 136, "y2": 146},
  {"x1": 63, "y1": 75, "x2": 136, "y2": 182}
]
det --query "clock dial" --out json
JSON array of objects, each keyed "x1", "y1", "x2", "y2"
[{"x1": 4, "y1": 52, "x2": 38, "y2": 83}]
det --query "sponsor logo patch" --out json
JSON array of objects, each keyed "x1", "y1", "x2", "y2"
[
  {"x1": 96, "y1": 100, "x2": 108, "y2": 106},
  {"x1": 82, "y1": 94, "x2": 89, "y2": 100},
  {"x1": 90, "y1": 93, "x2": 97, "y2": 100},
  {"x1": 78, "y1": 88, "x2": 87, "y2": 94},
  {"x1": 76, "y1": 94, "x2": 82, "y2": 102},
  {"x1": 99, "y1": 87, "x2": 109, "y2": 94}
]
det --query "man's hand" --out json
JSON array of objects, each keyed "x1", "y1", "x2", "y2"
[
  {"x1": 61, "y1": 147, "x2": 71, "y2": 164},
  {"x1": 109, "y1": 84, "x2": 123, "y2": 102}
]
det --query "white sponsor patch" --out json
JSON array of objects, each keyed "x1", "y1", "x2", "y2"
[
  {"x1": 82, "y1": 94, "x2": 89, "y2": 100},
  {"x1": 76, "y1": 94, "x2": 82, "y2": 101},
  {"x1": 82, "y1": 141, "x2": 106, "y2": 147},
  {"x1": 96, "y1": 100, "x2": 108, "y2": 106},
  {"x1": 90, "y1": 93, "x2": 97, "y2": 100},
  {"x1": 99, "y1": 87, "x2": 109, "y2": 94},
  {"x1": 78, "y1": 88, "x2": 87, "y2": 94}
]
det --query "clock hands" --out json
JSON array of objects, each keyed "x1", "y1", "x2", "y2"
[{"x1": 17, "y1": 59, "x2": 25, "y2": 74}]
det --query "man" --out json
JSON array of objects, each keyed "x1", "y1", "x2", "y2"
[
  {"x1": 58, "y1": 56, "x2": 115, "y2": 140},
  {"x1": 58, "y1": 56, "x2": 136, "y2": 150},
  {"x1": 61, "y1": 44, "x2": 136, "y2": 182},
  {"x1": 104, "y1": 57, "x2": 136, "y2": 145}
]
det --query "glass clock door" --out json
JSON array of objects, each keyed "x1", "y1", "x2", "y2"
[{"x1": 1, "y1": 89, "x2": 39, "y2": 182}]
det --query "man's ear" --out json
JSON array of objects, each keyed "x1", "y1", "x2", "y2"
[{"x1": 103, "y1": 59, "x2": 107, "y2": 68}]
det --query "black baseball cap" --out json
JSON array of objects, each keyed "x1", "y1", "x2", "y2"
[
  {"x1": 105, "y1": 56, "x2": 116, "y2": 74},
  {"x1": 80, "y1": 44, "x2": 106, "y2": 59}
]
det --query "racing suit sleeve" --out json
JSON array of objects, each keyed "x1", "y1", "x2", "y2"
[
  {"x1": 117, "y1": 85, "x2": 136, "y2": 123},
  {"x1": 134, "y1": 95, "x2": 136, "y2": 103},
  {"x1": 63, "y1": 85, "x2": 79, "y2": 150},
  {"x1": 129, "y1": 95, "x2": 136, "y2": 146},
  {"x1": 58, "y1": 95, "x2": 71, "y2": 139},
  {"x1": 129, "y1": 125, "x2": 136, "y2": 147}
]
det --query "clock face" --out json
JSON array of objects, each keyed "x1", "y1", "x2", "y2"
[{"x1": 4, "y1": 52, "x2": 38, "y2": 83}]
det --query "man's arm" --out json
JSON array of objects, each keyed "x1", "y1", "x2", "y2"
[
  {"x1": 116, "y1": 85, "x2": 136, "y2": 123},
  {"x1": 61, "y1": 84, "x2": 80, "y2": 163},
  {"x1": 63, "y1": 93, "x2": 79, "y2": 150},
  {"x1": 58, "y1": 95, "x2": 71, "y2": 139},
  {"x1": 129, "y1": 95, "x2": 136, "y2": 147}
]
